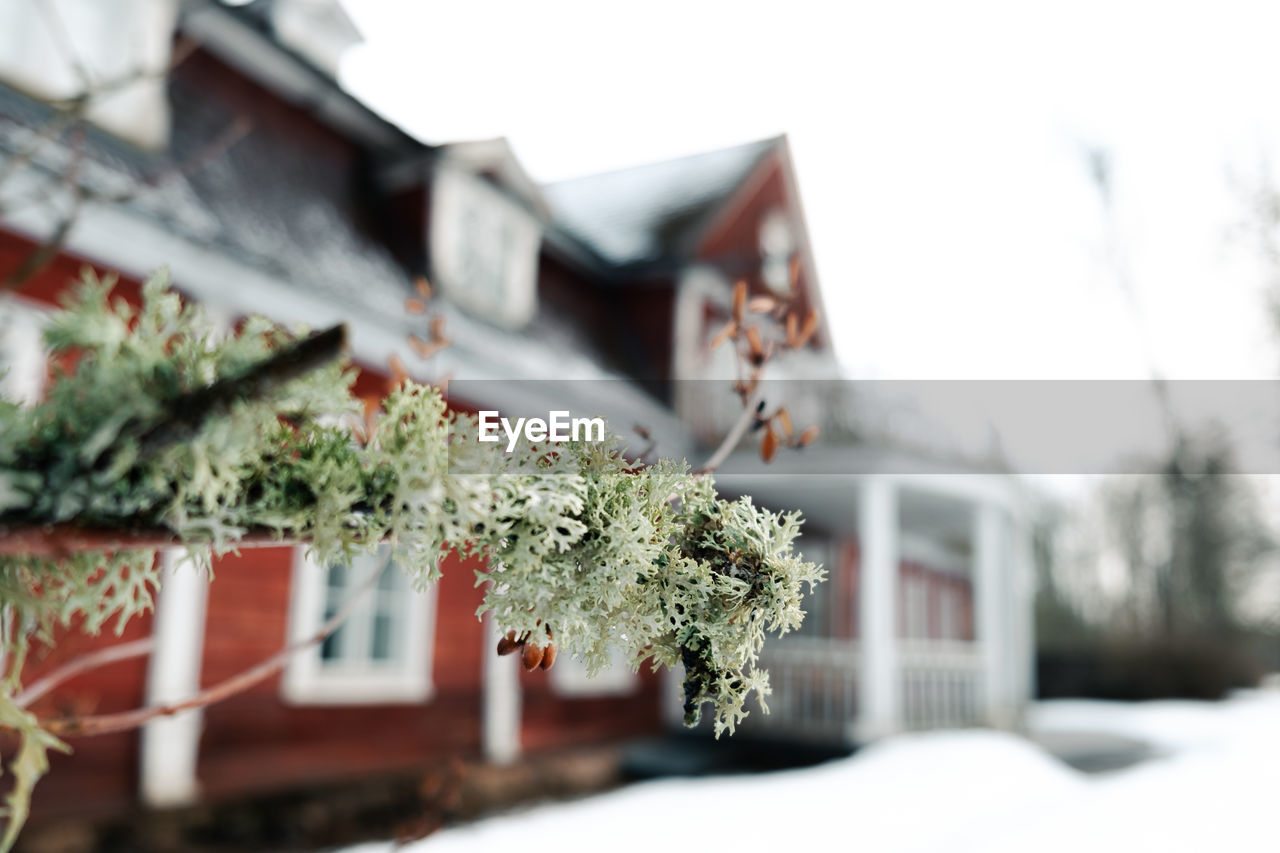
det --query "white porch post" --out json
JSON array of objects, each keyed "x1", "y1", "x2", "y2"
[
  {"x1": 482, "y1": 614, "x2": 521, "y2": 764},
  {"x1": 974, "y1": 502, "x2": 1011, "y2": 728},
  {"x1": 855, "y1": 477, "x2": 899, "y2": 742},
  {"x1": 140, "y1": 549, "x2": 208, "y2": 808}
]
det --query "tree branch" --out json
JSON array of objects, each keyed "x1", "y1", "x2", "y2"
[
  {"x1": 14, "y1": 638, "x2": 154, "y2": 708},
  {"x1": 696, "y1": 389, "x2": 764, "y2": 475},
  {"x1": 41, "y1": 549, "x2": 397, "y2": 738}
]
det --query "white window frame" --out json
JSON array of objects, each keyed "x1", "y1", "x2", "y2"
[
  {"x1": 0, "y1": 295, "x2": 49, "y2": 406},
  {"x1": 283, "y1": 546, "x2": 436, "y2": 705},
  {"x1": 550, "y1": 645, "x2": 639, "y2": 698}
]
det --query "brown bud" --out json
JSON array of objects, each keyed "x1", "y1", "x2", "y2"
[
  {"x1": 539, "y1": 644, "x2": 557, "y2": 670},
  {"x1": 775, "y1": 407, "x2": 794, "y2": 438},
  {"x1": 496, "y1": 631, "x2": 519, "y2": 656},
  {"x1": 522, "y1": 643, "x2": 545, "y2": 671},
  {"x1": 761, "y1": 425, "x2": 779, "y2": 463}
]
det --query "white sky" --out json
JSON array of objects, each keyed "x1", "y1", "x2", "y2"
[{"x1": 338, "y1": 0, "x2": 1280, "y2": 380}]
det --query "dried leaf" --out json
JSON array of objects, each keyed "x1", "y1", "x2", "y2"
[
  {"x1": 798, "y1": 425, "x2": 820, "y2": 447},
  {"x1": 760, "y1": 425, "x2": 779, "y2": 463}
]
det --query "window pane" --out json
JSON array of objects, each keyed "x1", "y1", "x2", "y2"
[
  {"x1": 320, "y1": 604, "x2": 345, "y2": 661},
  {"x1": 370, "y1": 609, "x2": 393, "y2": 661}
]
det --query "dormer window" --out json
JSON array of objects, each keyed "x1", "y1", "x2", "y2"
[
  {"x1": 0, "y1": 0, "x2": 177, "y2": 150},
  {"x1": 429, "y1": 164, "x2": 541, "y2": 330}
]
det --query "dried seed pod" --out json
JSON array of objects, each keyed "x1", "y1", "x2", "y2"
[
  {"x1": 496, "y1": 631, "x2": 519, "y2": 656},
  {"x1": 539, "y1": 644, "x2": 557, "y2": 671},
  {"x1": 522, "y1": 643, "x2": 545, "y2": 671}
]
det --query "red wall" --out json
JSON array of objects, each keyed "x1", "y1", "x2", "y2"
[{"x1": 196, "y1": 546, "x2": 488, "y2": 800}]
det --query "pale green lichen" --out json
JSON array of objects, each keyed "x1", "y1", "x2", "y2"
[{"x1": 0, "y1": 271, "x2": 824, "y2": 848}]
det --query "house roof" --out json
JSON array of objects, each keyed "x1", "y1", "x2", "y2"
[
  {"x1": 541, "y1": 138, "x2": 780, "y2": 269},
  {"x1": 0, "y1": 75, "x2": 415, "y2": 321}
]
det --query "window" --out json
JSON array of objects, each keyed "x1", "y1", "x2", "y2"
[
  {"x1": 283, "y1": 546, "x2": 436, "y2": 704},
  {"x1": 550, "y1": 645, "x2": 638, "y2": 698},
  {"x1": 429, "y1": 164, "x2": 541, "y2": 330},
  {"x1": 0, "y1": 0, "x2": 177, "y2": 150}
]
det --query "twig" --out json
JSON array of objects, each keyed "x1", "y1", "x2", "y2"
[
  {"x1": 133, "y1": 324, "x2": 347, "y2": 460},
  {"x1": 42, "y1": 549, "x2": 397, "y2": 738},
  {"x1": 14, "y1": 638, "x2": 154, "y2": 708},
  {"x1": 696, "y1": 389, "x2": 764, "y2": 475}
]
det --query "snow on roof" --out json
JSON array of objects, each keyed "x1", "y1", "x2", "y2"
[{"x1": 541, "y1": 138, "x2": 779, "y2": 268}]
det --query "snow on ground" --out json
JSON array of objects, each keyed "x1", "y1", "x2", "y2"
[{"x1": 341, "y1": 690, "x2": 1280, "y2": 852}]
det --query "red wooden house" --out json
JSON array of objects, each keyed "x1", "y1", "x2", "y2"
[{"x1": 0, "y1": 0, "x2": 1036, "y2": 844}]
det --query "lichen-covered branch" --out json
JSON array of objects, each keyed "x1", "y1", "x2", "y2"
[{"x1": 0, "y1": 272, "x2": 824, "y2": 849}]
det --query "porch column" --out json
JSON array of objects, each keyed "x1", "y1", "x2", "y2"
[
  {"x1": 482, "y1": 614, "x2": 521, "y2": 763},
  {"x1": 140, "y1": 549, "x2": 208, "y2": 807},
  {"x1": 974, "y1": 502, "x2": 1011, "y2": 727},
  {"x1": 855, "y1": 476, "x2": 899, "y2": 741}
]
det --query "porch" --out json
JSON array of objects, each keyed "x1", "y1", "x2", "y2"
[{"x1": 714, "y1": 470, "x2": 1035, "y2": 745}]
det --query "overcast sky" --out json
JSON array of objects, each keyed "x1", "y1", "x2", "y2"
[{"x1": 338, "y1": 0, "x2": 1280, "y2": 381}]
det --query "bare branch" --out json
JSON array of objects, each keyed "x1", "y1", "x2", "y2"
[
  {"x1": 14, "y1": 638, "x2": 154, "y2": 708},
  {"x1": 42, "y1": 550, "x2": 397, "y2": 738},
  {"x1": 696, "y1": 389, "x2": 764, "y2": 475}
]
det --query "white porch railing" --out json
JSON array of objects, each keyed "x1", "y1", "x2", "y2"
[
  {"x1": 899, "y1": 640, "x2": 984, "y2": 730},
  {"x1": 748, "y1": 637, "x2": 860, "y2": 742},
  {"x1": 747, "y1": 638, "x2": 986, "y2": 742}
]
